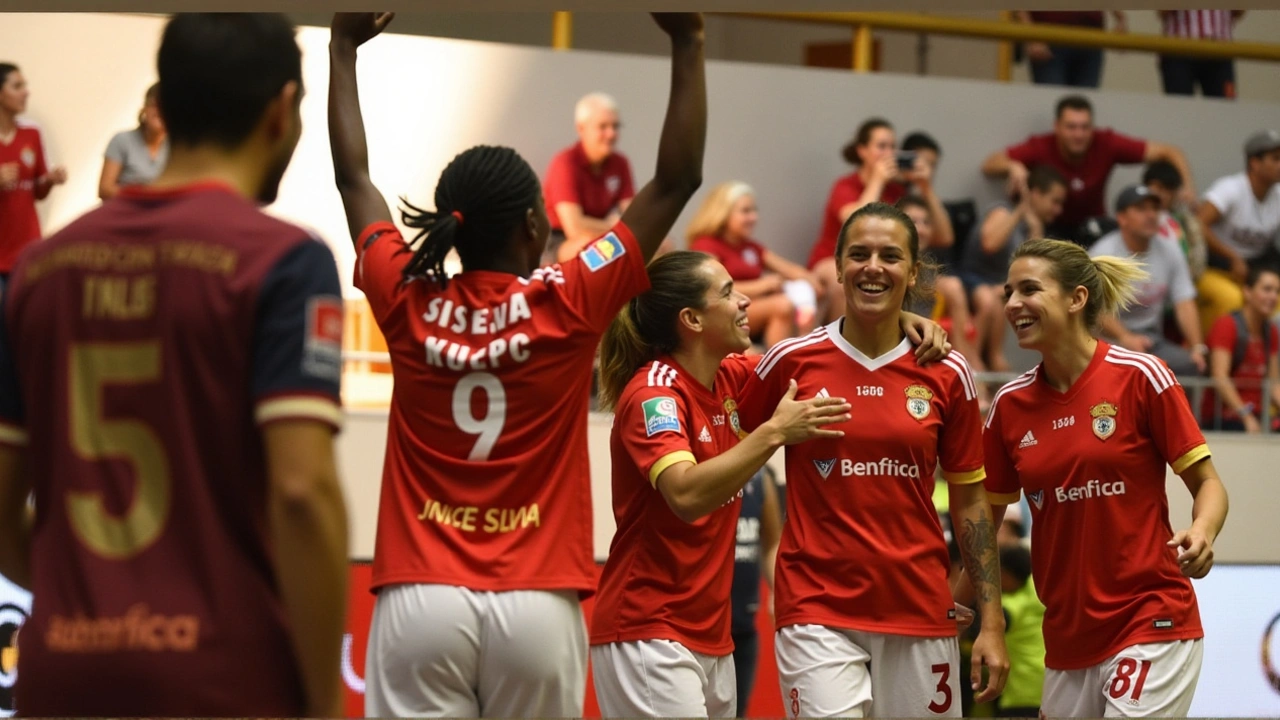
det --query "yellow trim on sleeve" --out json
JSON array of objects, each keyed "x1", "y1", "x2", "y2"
[
  {"x1": 986, "y1": 490, "x2": 1023, "y2": 506},
  {"x1": 943, "y1": 467, "x2": 986, "y2": 485},
  {"x1": 1171, "y1": 443, "x2": 1211, "y2": 475},
  {"x1": 255, "y1": 397, "x2": 343, "y2": 430},
  {"x1": 0, "y1": 422, "x2": 28, "y2": 447},
  {"x1": 649, "y1": 451, "x2": 697, "y2": 487}
]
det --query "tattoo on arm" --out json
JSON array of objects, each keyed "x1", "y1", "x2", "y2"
[{"x1": 960, "y1": 513, "x2": 1001, "y2": 604}]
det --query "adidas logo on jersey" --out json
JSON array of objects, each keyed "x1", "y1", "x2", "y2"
[
  {"x1": 1019, "y1": 430, "x2": 1038, "y2": 449},
  {"x1": 813, "y1": 458, "x2": 837, "y2": 480},
  {"x1": 816, "y1": 388, "x2": 830, "y2": 399},
  {"x1": 698, "y1": 426, "x2": 712, "y2": 443}
]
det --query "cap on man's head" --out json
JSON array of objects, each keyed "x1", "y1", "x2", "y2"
[
  {"x1": 1115, "y1": 184, "x2": 1159, "y2": 213},
  {"x1": 1245, "y1": 129, "x2": 1280, "y2": 159}
]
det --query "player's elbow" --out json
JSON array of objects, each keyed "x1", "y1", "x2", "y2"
[{"x1": 658, "y1": 479, "x2": 708, "y2": 524}]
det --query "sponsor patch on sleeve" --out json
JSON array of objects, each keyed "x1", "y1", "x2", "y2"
[
  {"x1": 303, "y1": 295, "x2": 344, "y2": 382},
  {"x1": 579, "y1": 232, "x2": 627, "y2": 272},
  {"x1": 641, "y1": 396, "x2": 682, "y2": 437}
]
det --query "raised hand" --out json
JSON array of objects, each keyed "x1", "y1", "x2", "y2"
[
  {"x1": 765, "y1": 379, "x2": 850, "y2": 445},
  {"x1": 331, "y1": 12, "x2": 395, "y2": 48},
  {"x1": 650, "y1": 12, "x2": 704, "y2": 39}
]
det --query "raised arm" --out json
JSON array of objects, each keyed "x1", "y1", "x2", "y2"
[
  {"x1": 328, "y1": 12, "x2": 397, "y2": 243},
  {"x1": 620, "y1": 13, "x2": 707, "y2": 261}
]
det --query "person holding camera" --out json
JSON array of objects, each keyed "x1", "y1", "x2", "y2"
[{"x1": 809, "y1": 118, "x2": 951, "y2": 323}]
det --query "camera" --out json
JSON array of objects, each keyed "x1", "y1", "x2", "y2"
[{"x1": 895, "y1": 150, "x2": 918, "y2": 172}]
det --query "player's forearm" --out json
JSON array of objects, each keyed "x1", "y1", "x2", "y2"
[
  {"x1": 269, "y1": 472, "x2": 349, "y2": 717},
  {"x1": 950, "y1": 485, "x2": 1005, "y2": 629},
  {"x1": 662, "y1": 426, "x2": 783, "y2": 523},
  {"x1": 1188, "y1": 473, "x2": 1228, "y2": 543},
  {"x1": 327, "y1": 41, "x2": 374, "y2": 196},
  {"x1": 650, "y1": 30, "x2": 706, "y2": 199}
]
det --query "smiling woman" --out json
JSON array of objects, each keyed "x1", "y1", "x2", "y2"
[{"x1": 590, "y1": 250, "x2": 851, "y2": 718}]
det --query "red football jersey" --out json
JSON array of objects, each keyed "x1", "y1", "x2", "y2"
[
  {"x1": 0, "y1": 123, "x2": 49, "y2": 272},
  {"x1": 739, "y1": 322, "x2": 984, "y2": 637},
  {"x1": 355, "y1": 220, "x2": 648, "y2": 596},
  {"x1": 0, "y1": 182, "x2": 344, "y2": 716},
  {"x1": 591, "y1": 354, "x2": 758, "y2": 655},
  {"x1": 983, "y1": 341, "x2": 1208, "y2": 670},
  {"x1": 690, "y1": 234, "x2": 767, "y2": 281},
  {"x1": 1201, "y1": 313, "x2": 1278, "y2": 422},
  {"x1": 808, "y1": 173, "x2": 907, "y2": 269}
]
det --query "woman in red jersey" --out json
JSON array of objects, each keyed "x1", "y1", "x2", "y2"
[
  {"x1": 591, "y1": 250, "x2": 949, "y2": 718},
  {"x1": 984, "y1": 238, "x2": 1229, "y2": 718},
  {"x1": 686, "y1": 181, "x2": 823, "y2": 348},
  {"x1": 327, "y1": 11, "x2": 710, "y2": 718},
  {"x1": 741, "y1": 201, "x2": 1010, "y2": 719}
]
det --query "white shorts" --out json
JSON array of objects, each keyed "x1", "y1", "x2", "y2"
[
  {"x1": 364, "y1": 583, "x2": 587, "y2": 718},
  {"x1": 775, "y1": 624, "x2": 961, "y2": 719},
  {"x1": 590, "y1": 640, "x2": 736, "y2": 718},
  {"x1": 1041, "y1": 639, "x2": 1203, "y2": 718}
]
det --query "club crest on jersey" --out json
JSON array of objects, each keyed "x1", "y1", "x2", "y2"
[
  {"x1": 580, "y1": 232, "x2": 626, "y2": 272},
  {"x1": 19, "y1": 147, "x2": 35, "y2": 168},
  {"x1": 1027, "y1": 490, "x2": 1044, "y2": 510},
  {"x1": 723, "y1": 397, "x2": 747, "y2": 439},
  {"x1": 606, "y1": 175, "x2": 621, "y2": 194},
  {"x1": 642, "y1": 396, "x2": 681, "y2": 437},
  {"x1": 1090, "y1": 401, "x2": 1118, "y2": 441},
  {"x1": 904, "y1": 385, "x2": 933, "y2": 421},
  {"x1": 813, "y1": 458, "x2": 836, "y2": 480}
]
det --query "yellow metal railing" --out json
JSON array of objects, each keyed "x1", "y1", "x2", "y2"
[{"x1": 547, "y1": 11, "x2": 1280, "y2": 78}]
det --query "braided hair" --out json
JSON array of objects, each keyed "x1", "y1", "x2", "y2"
[{"x1": 400, "y1": 145, "x2": 542, "y2": 286}]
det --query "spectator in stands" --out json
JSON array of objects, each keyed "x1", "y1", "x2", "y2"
[
  {"x1": 730, "y1": 466, "x2": 783, "y2": 718},
  {"x1": 543, "y1": 92, "x2": 635, "y2": 263},
  {"x1": 1146, "y1": 159, "x2": 1208, "y2": 283},
  {"x1": 1158, "y1": 10, "x2": 1245, "y2": 99},
  {"x1": 1089, "y1": 185, "x2": 1206, "y2": 377},
  {"x1": 900, "y1": 195, "x2": 989, "y2": 407},
  {"x1": 996, "y1": 542, "x2": 1046, "y2": 719},
  {"x1": 98, "y1": 82, "x2": 168, "y2": 200},
  {"x1": 0, "y1": 62, "x2": 67, "y2": 289},
  {"x1": 1203, "y1": 265, "x2": 1280, "y2": 433},
  {"x1": 688, "y1": 181, "x2": 822, "y2": 348},
  {"x1": 1195, "y1": 130, "x2": 1280, "y2": 330},
  {"x1": 900, "y1": 131, "x2": 956, "y2": 247},
  {"x1": 810, "y1": 119, "x2": 950, "y2": 322},
  {"x1": 961, "y1": 166, "x2": 1067, "y2": 375},
  {"x1": 981, "y1": 95, "x2": 1194, "y2": 246},
  {"x1": 1014, "y1": 11, "x2": 1128, "y2": 88}
]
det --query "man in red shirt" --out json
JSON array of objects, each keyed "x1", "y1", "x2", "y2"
[
  {"x1": 981, "y1": 95, "x2": 1194, "y2": 246},
  {"x1": 0, "y1": 14, "x2": 348, "y2": 717},
  {"x1": 0, "y1": 63, "x2": 67, "y2": 288},
  {"x1": 543, "y1": 92, "x2": 636, "y2": 263}
]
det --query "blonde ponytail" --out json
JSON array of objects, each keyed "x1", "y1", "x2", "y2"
[{"x1": 1090, "y1": 254, "x2": 1149, "y2": 321}]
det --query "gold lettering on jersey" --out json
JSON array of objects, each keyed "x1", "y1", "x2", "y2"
[
  {"x1": 158, "y1": 241, "x2": 237, "y2": 276},
  {"x1": 416, "y1": 498, "x2": 479, "y2": 532},
  {"x1": 81, "y1": 275, "x2": 156, "y2": 320},
  {"x1": 422, "y1": 293, "x2": 532, "y2": 336},
  {"x1": 25, "y1": 243, "x2": 157, "y2": 282},
  {"x1": 45, "y1": 605, "x2": 199, "y2": 653},
  {"x1": 425, "y1": 333, "x2": 532, "y2": 371},
  {"x1": 905, "y1": 385, "x2": 934, "y2": 421},
  {"x1": 416, "y1": 498, "x2": 542, "y2": 534},
  {"x1": 1090, "y1": 401, "x2": 1118, "y2": 441},
  {"x1": 483, "y1": 503, "x2": 541, "y2": 534}
]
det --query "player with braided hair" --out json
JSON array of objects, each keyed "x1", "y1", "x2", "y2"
[{"x1": 328, "y1": 11, "x2": 708, "y2": 718}]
